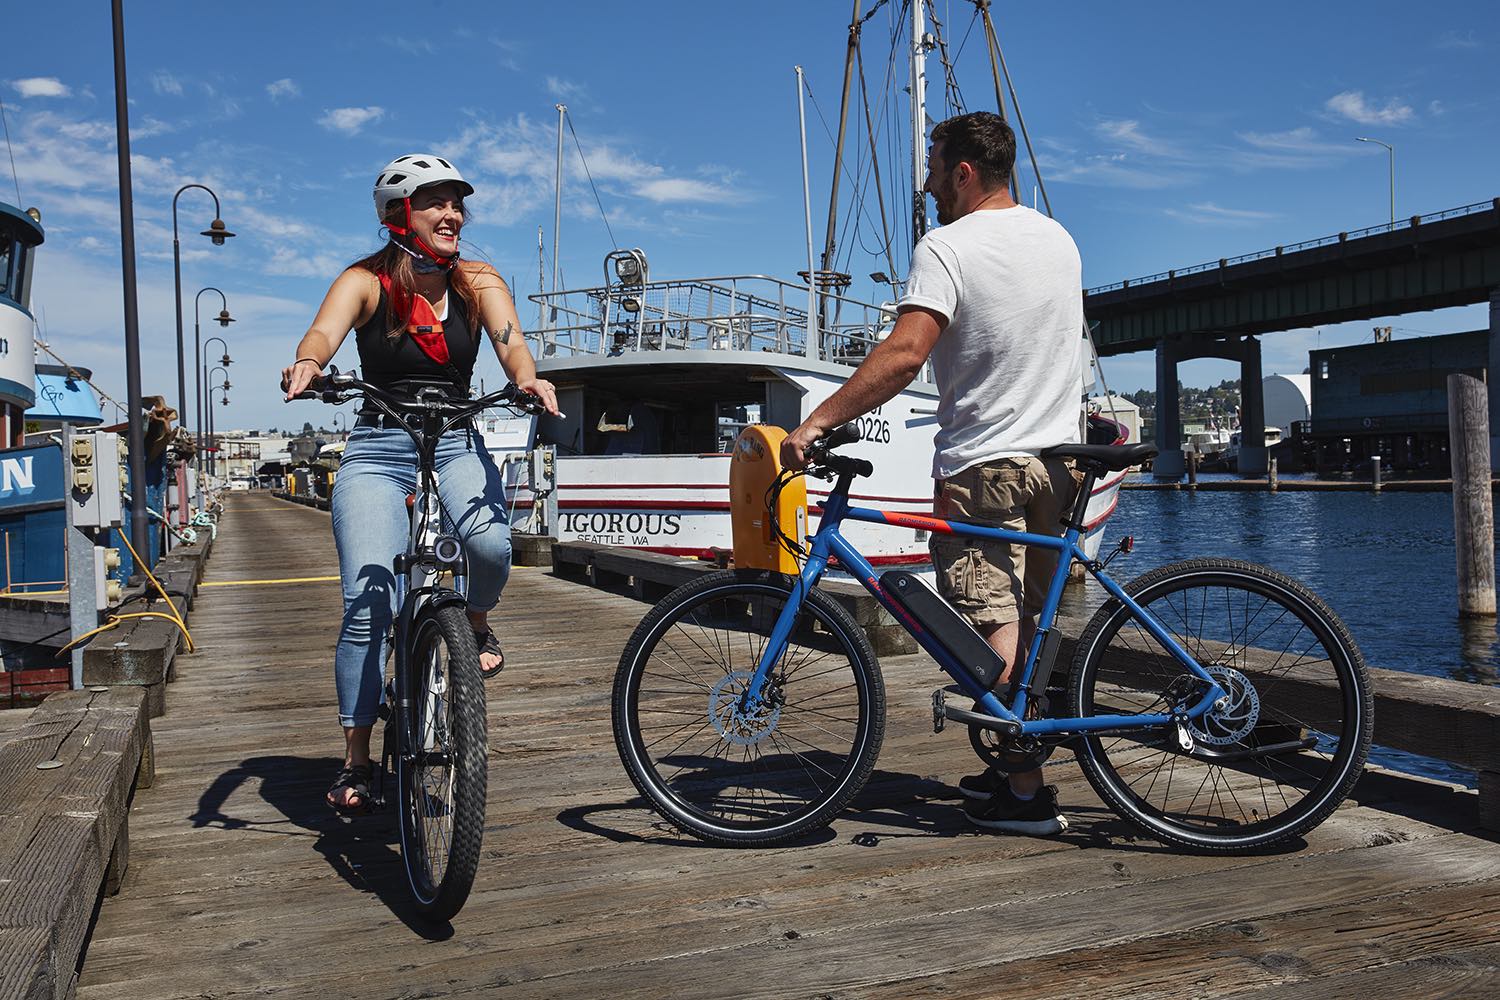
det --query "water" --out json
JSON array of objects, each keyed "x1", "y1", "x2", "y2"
[{"x1": 1062, "y1": 478, "x2": 1497, "y2": 786}]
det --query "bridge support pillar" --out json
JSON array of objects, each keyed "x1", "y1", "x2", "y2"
[
  {"x1": 1238, "y1": 336, "x2": 1267, "y2": 477},
  {"x1": 1153, "y1": 342, "x2": 1184, "y2": 479},
  {"x1": 1490, "y1": 289, "x2": 1500, "y2": 470}
]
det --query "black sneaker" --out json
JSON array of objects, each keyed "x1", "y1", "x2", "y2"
[
  {"x1": 964, "y1": 784, "x2": 1068, "y2": 835},
  {"x1": 957, "y1": 768, "x2": 1006, "y2": 801}
]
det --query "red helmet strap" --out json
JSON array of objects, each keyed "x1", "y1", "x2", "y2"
[{"x1": 381, "y1": 197, "x2": 456, "y2": 269}]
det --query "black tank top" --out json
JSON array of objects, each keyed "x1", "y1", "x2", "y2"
[{"x1": 353, "y1": 280, "x2": 481, "y2": 401}]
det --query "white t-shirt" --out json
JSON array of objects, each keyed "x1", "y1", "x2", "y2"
[{"x1": 900, "y1": 205, "x2": 1085, "y2": 479}]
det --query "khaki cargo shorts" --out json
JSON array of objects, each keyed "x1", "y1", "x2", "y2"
[{"x1": 929, "y1": 455, "x2": 1083, "y2": 627}]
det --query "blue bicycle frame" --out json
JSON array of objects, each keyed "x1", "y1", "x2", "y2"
[{"x1": 741, "y1": 475, "x2": 1227, "y2": 738}]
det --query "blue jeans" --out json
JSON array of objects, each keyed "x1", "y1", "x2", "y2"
[{"x1": 330, "y1": 425, "x2": 512, "y2": 727}]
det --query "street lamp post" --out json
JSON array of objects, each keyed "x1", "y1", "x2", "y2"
[
  {"x1": 172, "y1": 184, "x2": 235, "y2": 530},
  {"x1": 207, "y1": 366, "x2": 230, "y2": 482},
  {"x1": 1355, "y1": 136, "x2": 1395, "y2": 232},
  {"x1": 333, "y1": 411, "x2": 346, "y2": 436},
  {"x1": 197, "y1": 317, "x2": 233, "y2": 511}
]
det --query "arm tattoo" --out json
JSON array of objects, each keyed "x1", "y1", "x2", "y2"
[{"x1": 491, "y1": 320, "x2": 515, "y2": 347}]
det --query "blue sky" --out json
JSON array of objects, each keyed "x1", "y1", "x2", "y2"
[{"x1": 4, "y1": 1, "x2": 1496, "y2": 431}]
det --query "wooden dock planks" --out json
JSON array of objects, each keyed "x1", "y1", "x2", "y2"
[{"x1": 73, "y1": 493, "x2": 1499, "y2": 1000}]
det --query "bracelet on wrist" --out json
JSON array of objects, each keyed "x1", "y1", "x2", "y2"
[{"x1": 294, "y1": 357, "x2": 323, "y2": 369}]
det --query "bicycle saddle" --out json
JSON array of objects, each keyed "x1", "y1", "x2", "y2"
[{"x1": 1041, "y1": 443, "x2": 1158, "y2": 471}]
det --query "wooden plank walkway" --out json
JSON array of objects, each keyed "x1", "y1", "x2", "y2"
[{"x1": 74, "y1": 493, "x2": 1500, "y2": 999}]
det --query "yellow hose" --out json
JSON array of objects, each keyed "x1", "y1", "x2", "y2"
[
  {"x1": 117, "y1": 528, "x2": 194, "y2": 652},
  {"x1": 56, "y1": 531, "x2": 197, "y2": 658}
]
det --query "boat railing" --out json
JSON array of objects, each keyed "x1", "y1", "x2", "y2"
[{"x1": 528, "y1": 274, "x2": 897, "y2": 367}]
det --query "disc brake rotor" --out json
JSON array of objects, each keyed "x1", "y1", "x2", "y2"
[
  {"x1": 709, "y1": 670, "x2": 782, "y2": 746},
  {"x1": 1188, "y1": 665, "x2": 1261, "y2": 746}
]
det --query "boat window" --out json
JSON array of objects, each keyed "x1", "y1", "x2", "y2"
[{"x1": 0, "y1": 241, "x2": 12, "y2": 301}]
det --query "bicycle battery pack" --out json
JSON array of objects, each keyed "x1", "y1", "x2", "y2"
[{"x1": 880, "y1": 570, "x2": 1006, "y2": 687}]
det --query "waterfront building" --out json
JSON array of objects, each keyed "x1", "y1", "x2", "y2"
[{"x1": 1308, "y1": 329, "x2": 1485, "y2": 475}]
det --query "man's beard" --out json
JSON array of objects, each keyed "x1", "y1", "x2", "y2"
[{"x1": 933, "y1": 177, "x2": 958, "y2": 225}]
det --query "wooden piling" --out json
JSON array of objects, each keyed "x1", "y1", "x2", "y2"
[
  {"x1": 1447, "y1": 374, "x2": 1496, "y2": 616},
  {"x1": 1186, "y1": 450, "x2": 1198, "y2": 490},
  {"x1": 1268, "y1": 457, "x2": 1278, "y2": 492},
  {"x1": 1372, "y1": 456, "x2": 1383, "y2": 492}
]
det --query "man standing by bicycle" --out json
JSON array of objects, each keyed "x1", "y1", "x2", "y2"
[{"x1": 782, "y1": 111, "x2": 1085, "y2": 836}]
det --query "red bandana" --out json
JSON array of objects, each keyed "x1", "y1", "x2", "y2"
[{"x1": 377, "y1": 272, "x2": 450, "y2": 365}]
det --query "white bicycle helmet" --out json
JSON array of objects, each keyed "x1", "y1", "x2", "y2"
[{"x1": 372, "y1": 153, "x2": 474, "y2": 223}]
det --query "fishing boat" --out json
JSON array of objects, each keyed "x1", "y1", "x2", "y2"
[{"x1": 483, "y1": 1, "x2": 1127, "y2": 563}]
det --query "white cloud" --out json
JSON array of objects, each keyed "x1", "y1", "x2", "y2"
[
  {"x1": 1237, "y1": 127, "x2": 1347, "y2": 154},
  {"x1": 151, "y1": 72, "x2": 184, "y2": 97},
  {"x1": 12, "y1": 77, "x2": 71, "y2": 99},
  {"x1": 266, "y1": 78, "x2": 300, "y2": 102},
  {"x1": 545, "y1": 77, "x2": 587, "y2": 102},
  {"x1": 1096, "y1": 120, "x2": 1152, "y2": 152},
  {"x1": 317, "y1": 106, "x2": 385, "y2": 135},
  {"x1": 445, "y1": 113, "x2": 750, "y2": 221},
  {"x1": 263, "y1": 246, "x2": 351, "y2": 278},
  {"x1": 1324, "y1": 90, "x2": 1414, "y2": 126},
  {"x1": 633, "y1": 177, "x2": 731, "y2": 203},
  {"x1": 1164, "y1": 202, "x2": 1279, "y2": 226},
  {"x1": 1434, "y1": 29, "x2": 1481, "y2": 50}
]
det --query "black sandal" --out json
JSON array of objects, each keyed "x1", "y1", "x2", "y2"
[
  {"x1": 475, "y1": 627, "x2": 505, "y2": 679},
  {"x1": 326, "y1": 762, "x2": 374, "y2": 816}
]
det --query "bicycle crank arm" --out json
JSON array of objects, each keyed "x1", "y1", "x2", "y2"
[{"x1": 940, "y1": 701, "x2": 1022, "y2": 738}]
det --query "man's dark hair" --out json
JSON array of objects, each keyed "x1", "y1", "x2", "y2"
[{"x1": 930, "y1": 112, "x2": 1016, "y2": 189}]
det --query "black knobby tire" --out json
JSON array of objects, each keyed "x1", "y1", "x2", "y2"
[
  {"x1": 1069, "y1": 559, "x2": 1372, "y2": 852},
  {"x1": 396, "y1": 602, "x2": 488, "y2": 920},
  {"x1": 612, "y1": 569, "x2": 886, "y2": 847}
]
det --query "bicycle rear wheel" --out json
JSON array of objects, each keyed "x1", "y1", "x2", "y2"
[
  {"x1": 396, "y1": 601, "x2": 487, "y2": 920},
  {"x1": 1069, "y1": 559, "x2": 1372, "y2": 852},
  {"x1": 612, "y1": 570, "x2": 885, "y2": 847}
]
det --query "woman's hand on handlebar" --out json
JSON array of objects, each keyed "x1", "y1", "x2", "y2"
[
  {"x1": 516, "y1": 377, "x2": 562, "y2": 416},
  {"x1": 281, "y1": 358, "x2": 324, "y2": 401}
]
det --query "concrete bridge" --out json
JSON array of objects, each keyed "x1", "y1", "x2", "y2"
[
  {"x1": 1084, "y1": 198, "x2": 1500, "y2": 477},
  {"x1": 0, "y1": 493, "x2": 1486, "y2": 998}
]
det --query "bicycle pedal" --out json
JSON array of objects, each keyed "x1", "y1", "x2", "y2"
[{"x1": 931, "y1": 688, "x2": 946, "y2": 733}]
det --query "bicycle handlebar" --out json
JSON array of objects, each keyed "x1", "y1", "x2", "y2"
[
  {"x1": 292, "y1": 366, "x2": 549, "y2": 417},
  {"x1": 804, "y1": 422, "x2": 874, "y2": 480}
]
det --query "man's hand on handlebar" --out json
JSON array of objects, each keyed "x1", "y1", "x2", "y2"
[
  {"x1": 781, "y1": 419, "x2": 830, "y2": 471},
  {"x1": 281, "y1": 358, "x2": 324, "y2": 401}
]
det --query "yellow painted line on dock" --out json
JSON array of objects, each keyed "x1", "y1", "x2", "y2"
[{"x1": 201, "y1": 575, "x2": 341, "y2": 588}]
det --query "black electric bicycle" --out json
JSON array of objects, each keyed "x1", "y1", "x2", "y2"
[{"x1": 298, "y1": 367, "x2": 543, "y2": 920}]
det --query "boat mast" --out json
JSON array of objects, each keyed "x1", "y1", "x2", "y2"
[
  {"x1": 536, "y1": 226, "x2": 546, "y2": 331},
  {"x1": 979, "y1": 9, "x2": 1052, "y2": 218},
  {"x1": 551, "y1": 103, "x2": 565, "y2": 294},
  {"x1": 910, "y1": 0, "x2": 931, "y2": 244},
  {"x1": 795, "y1": 66, "x2": 818, "y2": 360},
  {"x1": 975, "y1": 0, "x2": 1019, "y2": 204},
  {"x1": 820, "y1": 0, "x2": 861, "y2": 331}
]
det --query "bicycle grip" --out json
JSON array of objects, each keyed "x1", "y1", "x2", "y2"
[{"x1": 822, "y1": 422, "x2": 862, "y2": 450}]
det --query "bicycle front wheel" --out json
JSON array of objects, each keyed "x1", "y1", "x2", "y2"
[
  {"x1": 396, "y1": 602, "x2": 488, "y2": 921},
  {"x1": 1070, "y1": 559, "x2": 1372, "y2": 852},
  {"x1": 613, "y1": 570, "x2": 885, "y2": 847}
]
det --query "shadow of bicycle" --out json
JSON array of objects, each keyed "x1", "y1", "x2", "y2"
[{"x1": 189, "y1": 754, "x2": 454, "y2": 938}]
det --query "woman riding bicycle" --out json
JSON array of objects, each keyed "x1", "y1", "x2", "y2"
[{"x1": 281, "y1": 154, "x2": 560, "y2": 815}]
